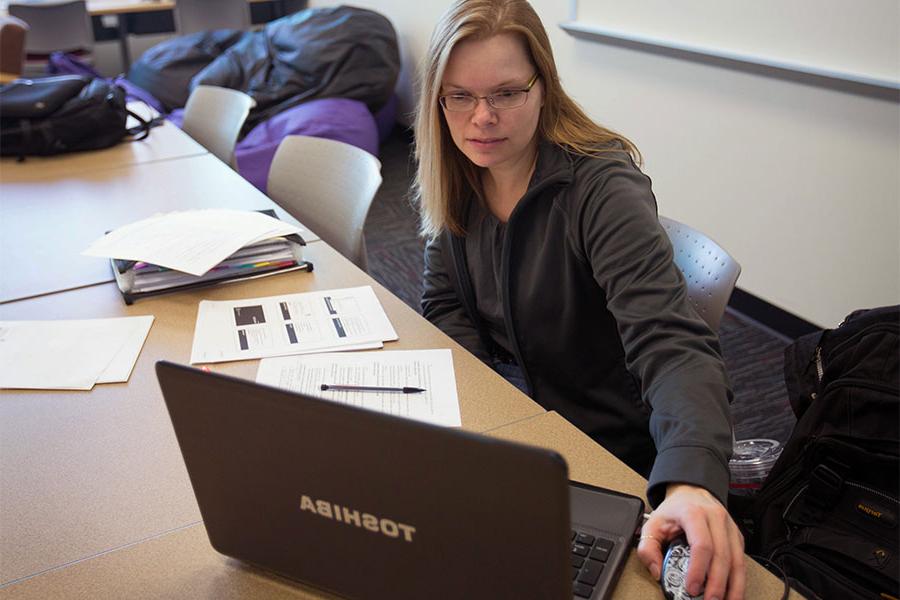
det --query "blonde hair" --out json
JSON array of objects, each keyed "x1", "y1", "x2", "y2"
[{"x1": 413, "y1": 0, "x2": 641, "y2": 238}]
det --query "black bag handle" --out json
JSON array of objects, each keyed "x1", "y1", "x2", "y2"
[{"x1": 124, "y1": 103, "x2": 165, "y2": 142}]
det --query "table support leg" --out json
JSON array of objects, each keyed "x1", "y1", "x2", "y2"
[{"x1": 116, "y1": 15, "x2": 131, "y2": 73}]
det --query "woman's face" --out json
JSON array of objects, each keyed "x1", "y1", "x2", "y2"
[{"x1": 440, "y1": 33, "x2": 543, "y2": 175}]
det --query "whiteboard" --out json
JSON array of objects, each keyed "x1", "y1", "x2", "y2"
[{"x1": 566, "y1": 0, "x2": 900, "y2": 89}]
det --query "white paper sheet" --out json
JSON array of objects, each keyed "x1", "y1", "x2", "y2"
[
  {"x1": 82, "y1": 209, "x2": 304, "y2": 276},
  {"x1": 96, "y1": 316, "x2": 155, "y2": 383},
  {"x1": 0, "y1": 316, "x2": 154, "y2": 390},
  {"x1": 256, "y1": 349, "x2": 462, "y2": 427},
  {"x1": 190, "y1": 286, "x2": 398, "y2": 364}
]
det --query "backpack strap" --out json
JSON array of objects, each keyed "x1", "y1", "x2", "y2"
[{"x1": 124, "y1": 104, "x2": 165, "y2": 142}]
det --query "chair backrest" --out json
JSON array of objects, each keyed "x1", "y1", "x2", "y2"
[
  {"x1": 175, "y1": 0, "x2": 251, "y2": 35},
  {"x1": 181, "y1": 85, "x2": 256, "y2": 168},
  {"x1": 267, "y1": 135, "x2": 383, "y2": 271},
  {"x1": 659, "y1": 215, "x2": 741, "y2": 331},
  {"x1": 8, "y1": 1, "x2": 92, "y2": 55},
  {"x1": 0, "y1": 16, "x2": 28, "y2": 77}
]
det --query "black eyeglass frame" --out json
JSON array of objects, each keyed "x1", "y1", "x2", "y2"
[{"x1": 438, "y1": 73, "x2": 540, "y2": 112}]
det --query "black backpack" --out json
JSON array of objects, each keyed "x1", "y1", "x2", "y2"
[
  {"x1": 750, "y1": 305, "x2": 899, "y2": 600},
  {"x1": 0, "y1": 75, "x2": 153, "y2": 158}
]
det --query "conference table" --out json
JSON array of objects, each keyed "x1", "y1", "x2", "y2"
[
  {"x1": 0, "y1": 120, "x2": 798, "y2": 598},
  {"x1": 0, "y1": 103, "x2": 320, "y2": 303},
  {"x1": 0, "y1": 153, "x2": 320, "y2": 303}
]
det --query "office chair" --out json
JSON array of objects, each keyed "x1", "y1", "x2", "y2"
[
  {"x1": 181, "y1": 85, "x2": 256, "y2": 168},
  {"x1": 659, "y1": 215, "x2": 741, "y2": 332},
  {"x1": 7, "y1": 1, "x2": 93, "y2": 77},
  {"x1": 0, "y1": 16, "x2": 28, "y2": 81},
  {"x1": 267, "y1": 135, "x2": 383, "y2": 271},
  {"x1": 174, "y1": 0, "x2": 251, "y2": 35}
]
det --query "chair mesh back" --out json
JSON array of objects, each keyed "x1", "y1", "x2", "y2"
[
  {"x1": 659, "y1": 216, "x2": 741, "y2": 331},
  {"x1": 8, "y1": 1, "x2": 92, "y2": 55},
  {"x1": 176, "y1": 0, "x2": 251, "y2": 34}
]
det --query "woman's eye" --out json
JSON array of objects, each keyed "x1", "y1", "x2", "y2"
[{"x1": 494, "y1": 90, "x2": 517, "y2": 99}]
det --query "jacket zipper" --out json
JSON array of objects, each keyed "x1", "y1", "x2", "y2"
[{"x1": 486, "y1": 167, "x2": 569, "y2": 396}]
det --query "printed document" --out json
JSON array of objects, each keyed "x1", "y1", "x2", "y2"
[
  {"x1": 190, "y1": 286, "x2": 398, "y2": 364},
  {"x1": 0, "y1": 316, "x2": 154, "y2": 390},
  {"x1": 256, "y1": 349, "x2": 461, "y2": 427},
  {"x1": 82, "y1": 209, "x2": 304, "y2": 276}
]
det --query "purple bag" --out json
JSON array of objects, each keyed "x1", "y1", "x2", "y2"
[{"x1": 234, "y1": 98, "x2": 380, "y2": 192}]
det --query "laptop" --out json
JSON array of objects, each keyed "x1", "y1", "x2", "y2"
[{"x1": 156, "y1": 361, "x2": 645, "y2": 600}]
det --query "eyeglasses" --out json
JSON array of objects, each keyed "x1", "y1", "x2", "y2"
[{"x1": 439, "y1": 73, "x2": 539, "y2": 112}]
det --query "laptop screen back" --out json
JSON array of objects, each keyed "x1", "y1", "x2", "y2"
[{"x1": 156, "y1": 361, "x2": 572, "y2": 599}]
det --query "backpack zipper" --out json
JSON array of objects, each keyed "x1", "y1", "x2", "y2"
[
  {"x1": 824, "y1": 323, "x2": 898, "y2": 364},
  {"x1": 814, "y1": 346, "x2": 824, "y2": 384},
  {"x1": 780, "y1": 480, "x2": 899, "y2": 529},
  {"x1": 846, "y1": 481, "x2": 899, "y2": 505},
  {"x1": 811, "y1": 321, "x2": 898, "y2": 399}
]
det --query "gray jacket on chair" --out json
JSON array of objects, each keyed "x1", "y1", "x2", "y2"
[{"x1": 422, "y1": 141, "x2": 734, "y2": 507}]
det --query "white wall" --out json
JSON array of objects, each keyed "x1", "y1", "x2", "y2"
[{"x1": 326, "y1": 2, "x2": 900, "y2": 326}]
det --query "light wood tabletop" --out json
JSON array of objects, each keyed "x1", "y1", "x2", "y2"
[
  {"x1": 0, "y1": 242, "x2": 545, "y2": 587},
  {"x1": 0, "y1": 408, "x2": 799, "y2": 599},
  {"x1": 0, "y1": 152, "x2": 319, "y2": 304}
]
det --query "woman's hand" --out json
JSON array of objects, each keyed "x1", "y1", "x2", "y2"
[{"x1": 637, "y1": 483, "x2": 746, "y2": 600}]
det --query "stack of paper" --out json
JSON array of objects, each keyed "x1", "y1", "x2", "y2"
[
  {"x1": 0, "y1": 316, "x2": 154, "y2": 390},
  {"x1": 83, "y1": 209, "x2": 309, "y2": 304},
  {"x1": 190, "y1": 286, "x2": 398, "y2": 364},
  {"x1": 83, "y1": 209, "x2": 304, "y2": 276}
]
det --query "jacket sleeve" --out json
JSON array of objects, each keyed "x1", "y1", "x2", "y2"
[
  {"x1": 576, "y1": 160, "x2": 734, "y2": 508},
  {"x1": 421, "y1": 234, "x2": 492, "y2": 363}
]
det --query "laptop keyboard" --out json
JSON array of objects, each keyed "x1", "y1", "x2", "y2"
[{"x1": 571, "y1": 529, "x2": 616, "y2": 599}]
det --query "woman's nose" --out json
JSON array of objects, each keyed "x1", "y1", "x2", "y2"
[{"x1": 470, "y1": 97, "x2": 497, "y2": 127}]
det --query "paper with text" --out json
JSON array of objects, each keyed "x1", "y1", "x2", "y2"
[
  {"x1": 256, "y1": 349, "x2": 461, "y2": 427},
  {"x1": 190, "y1": 286, "x2": 398, "y2": 364},
  {"x1": 0, "y1": 316, "x2": 154, "y2": 390},
  {"x1": 82, "y1": 209, "x2": 304, "y2": 276}
]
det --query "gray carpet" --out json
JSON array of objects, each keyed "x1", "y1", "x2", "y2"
[{"x1": 364, "y1": 127, "x2": 796, "y2": 443}]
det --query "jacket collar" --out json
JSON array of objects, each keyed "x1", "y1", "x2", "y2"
[
  {"x1": 508, "y1": 140, "x2": 574, "y2": 220},
  {"x1": 532, "y1": 140, "x2": 575, "y2": 189}
]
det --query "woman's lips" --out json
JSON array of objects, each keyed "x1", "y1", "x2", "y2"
[{"x1": 468, "y1": 137, "x2": 506, "y2": 148}]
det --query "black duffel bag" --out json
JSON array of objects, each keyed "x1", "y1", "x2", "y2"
[
  {"x1": 0, "y1": 75, "x2": 153, "y2": 158},
  {"x1": 750, "y1": 305, "x2": 899, "y2": 600}
]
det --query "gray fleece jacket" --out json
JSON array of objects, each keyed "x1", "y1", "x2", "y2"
[{"x1": 422, "y1": 141, "x2": 734, "y2": 508}]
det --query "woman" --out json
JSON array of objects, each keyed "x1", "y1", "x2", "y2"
[{"x1": 415, "y1": 1, "x2": 745, "y2": 598}]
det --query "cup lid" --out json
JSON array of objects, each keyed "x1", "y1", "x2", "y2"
[{"x1": 729, "y1": 438, "x2": 783, "y2": 473}]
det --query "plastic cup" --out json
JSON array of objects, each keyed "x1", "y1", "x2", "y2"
[{"x1": 728, "y1": 438, "x2": 783, "y2": 496}]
